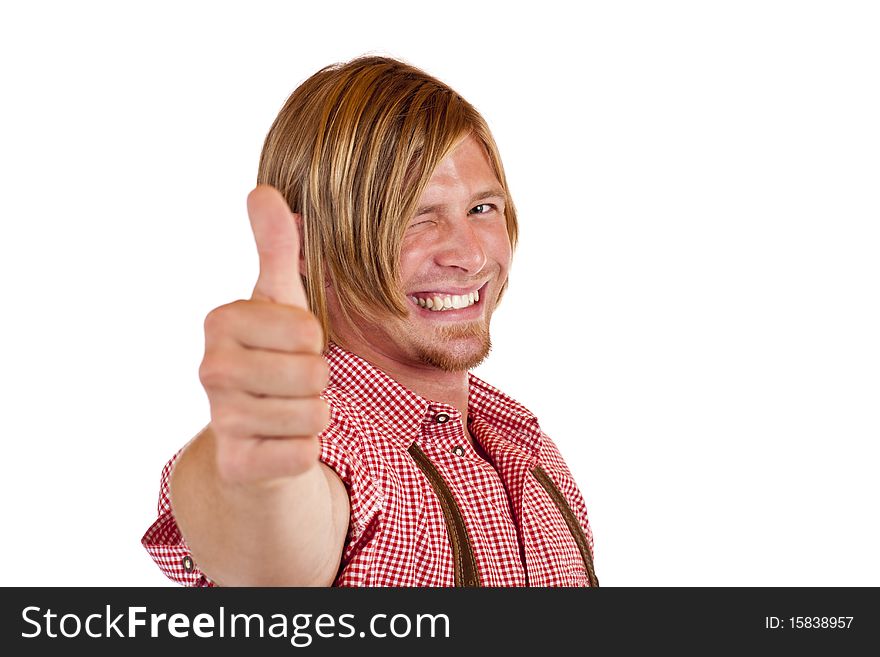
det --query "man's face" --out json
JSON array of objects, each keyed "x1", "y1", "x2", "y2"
[{"x1": 332, "y1": 134, "x2": 512, "y2": 372}]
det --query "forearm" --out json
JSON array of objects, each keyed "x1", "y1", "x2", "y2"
[{"x1": 168, "y1": 425, "x2": 348, "y2": 586}]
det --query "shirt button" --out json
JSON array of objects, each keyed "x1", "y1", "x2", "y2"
[
  {"x1": 434, "y1": 413, "x2": 450, "y2": 424},
  {"x1": 452, "y1": 446, "x2": 465, "y2": 457},
  {"x1": 182, "y1": 555, "x2": 195, "y2": 573}
]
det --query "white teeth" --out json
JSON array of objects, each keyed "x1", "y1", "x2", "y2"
[{"x1": 412, "y1": 290, "x2": 481, "y2": 312}]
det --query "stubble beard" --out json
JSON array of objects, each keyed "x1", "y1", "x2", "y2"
[{"x1": 412, "y1": 320, "x2": 493, "y2": 372}]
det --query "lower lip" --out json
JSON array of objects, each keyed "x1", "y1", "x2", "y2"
[{"x1": 410, "y1": 284, "x2": 487, "y2": 320}]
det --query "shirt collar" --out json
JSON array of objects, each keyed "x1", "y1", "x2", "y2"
[
  {"x1": 467, "y1": 373, "x2": 544, "y2": 455},
  {"x1": 325, "y1": 342, "x2": 543, "y2": 455}
]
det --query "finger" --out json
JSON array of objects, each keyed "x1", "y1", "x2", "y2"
[
  {"x1": 202, "y1": 350, "x2": 329, "y2": 398},
  {"x1": 248, "y1": 185, "x2": 308, "y2": 307},
  {"x1": 212, "y1": 394, "x2": 331, "y2": 438},
  {"x1": 217, "y1": 435, "x2": 321, "y2": 482},
  {"x1": 204, "y1": 300, "x2": 324, "y2": 354}
]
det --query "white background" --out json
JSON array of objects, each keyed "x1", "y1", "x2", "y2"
[{"x1": 1, "y1": 1, "x2": 877, "y2": 586}]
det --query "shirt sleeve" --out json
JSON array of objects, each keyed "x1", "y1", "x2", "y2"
[
  {"x1": 317, "y1": 395, "x2": 384, "y2": 565},
  {"x1": 141, "y1": 441, "x2": 215, "y2": 587},
  {"x1": 142, "y1": 401, "x2": 383, "y2": 587},
  {"x1": 538, "y1": 433, "x2": 596, "y2": 560}
]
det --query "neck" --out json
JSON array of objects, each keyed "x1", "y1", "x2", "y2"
[{"x1": 333, "y1": 338, "x2": 471, "y2": 420}]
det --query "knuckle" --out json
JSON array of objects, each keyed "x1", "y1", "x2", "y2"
[
  {"x1": 199, "y1": 353, "x2": 234, "y2": 389},
  {"x1": 211, "y1": 405, "x2": 246, "y2": 437},
  {"x1": 198, "y1": 357, "x2": 220, "y2": 388},
  {"x1": 204, "y1": 300, "x2": 248, "y2": 337},
  {"x1": 203, "y1": 305, "x2": 228, "y2": 335}
]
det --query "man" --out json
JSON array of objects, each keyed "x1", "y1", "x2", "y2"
[{"x1": 142, "y1": 56, "x2": 598, "y2": 587}]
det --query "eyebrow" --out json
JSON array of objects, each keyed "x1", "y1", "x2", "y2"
[{"x1": 415, "y1": 188, "x2": 508, "y2": 216}]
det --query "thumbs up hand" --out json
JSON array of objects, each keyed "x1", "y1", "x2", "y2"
[
  {"x1": 199, "y1": 185, "x2": 330, "y2": 484},
  {"x1": 248, "y1": 185, "x2": 310, "y2": 307}
]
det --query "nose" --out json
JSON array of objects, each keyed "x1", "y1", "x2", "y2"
[{"x1": 433, "y1": 217, "x2": 488, "y2": 274}]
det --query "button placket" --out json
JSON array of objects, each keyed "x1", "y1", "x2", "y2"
[{"x1": 424, "y1": 407, "x2": 469, "y2": 455}]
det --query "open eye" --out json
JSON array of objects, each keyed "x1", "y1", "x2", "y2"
[{"x1": 469, "y1": 203, "x2": 496, "y2": 215}]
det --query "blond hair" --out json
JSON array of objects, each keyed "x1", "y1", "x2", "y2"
[{"x1": 257, "y1": 56, "x2": 518, "y2": 349}]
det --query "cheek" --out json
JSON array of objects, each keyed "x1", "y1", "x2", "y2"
[
  {"x1": 486, "y1": 226, "x2": 513, "y2": 271},
  {"x1": 398, "y1": 242, "x2": 432, "y2": 283}
]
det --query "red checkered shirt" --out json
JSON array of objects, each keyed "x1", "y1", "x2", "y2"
[{"x1": 142, "y1": 342, "x2": 597, "y2": 586}]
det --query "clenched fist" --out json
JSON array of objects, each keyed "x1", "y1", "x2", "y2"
[{"x1": 198, "y1": 185, "x2": 330, "y2": 484}]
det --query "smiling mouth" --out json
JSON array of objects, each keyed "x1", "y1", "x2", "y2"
[{"x1": 408, "y1": 284, "x2": 485, "y2": 312}]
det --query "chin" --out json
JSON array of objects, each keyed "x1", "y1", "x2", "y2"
[{"x1": 414, "y1": 323, "x2": 492, "y2": 372}]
